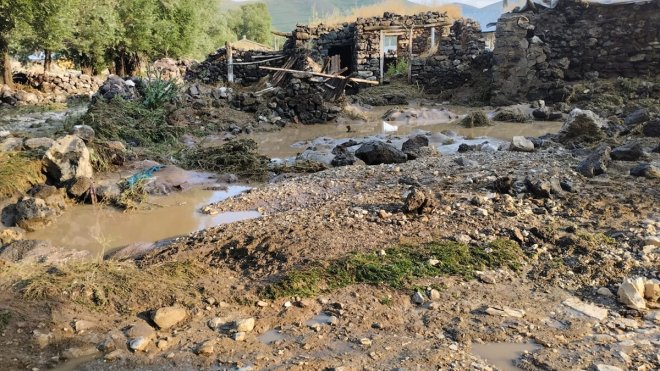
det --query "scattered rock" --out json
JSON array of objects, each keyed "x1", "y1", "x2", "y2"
[
  {"x1": 195, "y1": 339, "x2": 216, "y2": 356},
  {"x1": 476, "y1": 271, "x2": 497, "y2": 284},
  {"x1": 0, "y1": 137, "x2": 23, "y2": 152},
  {"x1": 610, "y1": 143, "x2": 645, "y2": 161},
  {"x1": 558, "y1": 109, "x2": 608, "y2": 143},
  {"x1": 630, "y1": 163, "x2": 660, "y2": 179},
  {"x1": 71, "y1": 125, "x2": 95, "y2": 142},
  {"x1": 152, "y1": 306, "x2": 188, "y2": 330},
  {"x1": 562, "y1": 297, "x2": 608, "y2": 321},
  {"x1": 493, "y1": 176, "x2": 514, "y2": 194},
  {"x1": 411, "y1": 291, "x2": 426, "y2": 305},
  {"x1": 233, "y1": 332, "x2": 247, "y2": 341},
  {"x1": 67, "y1": 177, "x2": 93, "y2": 199},
  {"x1": 623, "y1": 108, "x2": 649, "y2": 127},
  {"x1": 24, "y1": 137, "x2": 54, "y2": 151},
  {"x1": 125, "y1": 322, "x2": 156, "y2": 340},
  {"x1": 14, "y1": 197, "x2": 60, "y2": 231},
  {"x1": 596, "y1": 287, "x2": 614, "y2": 297},
  {"x1": 331, "y1": 147, "x2": 357, "y2": 167},
  {"x1": 403, "y1": 187, "x2": 435, "y2": 214},
  {"x1": 453, "y1": 157, "x2": 478, "y2": 167},
  {"x1": 577, "y1": 144, "x2": 610, "y2": 178},
  {"x1": 355, "y1": 141, "x2": 407, "y2": 165},
  {"x1": 233, "y1": 318, "x2": 255, "y2": 333},
  {"x1": 461, "y1": 111, "x2": 491, "y2": 128},
  {"x1": 525, "y1": 177, "x2": 552, "y2": 199},
  {"x1": 61, "y1": 346, "x2": 98, "y2": 360},
  {"x1": 594, "y1": 365, "x2": 623, "y2": 371},
  {"x1": 485, "y1": 306, "x2": 525, "y2": 318},
  {"x1": 511, "y1": 136, "x2": 535, "y2": 152},
  {"x1": 97, "y1": 75, "x2": 138, "y2": 101},
  {"x1": 617, "y1": 277, "x2": 647, "y2": 310},
  {"x1": 0, "y1": 227, "x2": 24, "y2": 245},
  {"x1": 642, "y1": 119, "x2": 660, "y2": 137},
  {"x1": 43, "y1": 135, "x2": 94, "y2": 184},
  {"x1": 401, "y1": 135, "x2": 430, "y2": 160},
  {"x1": 73, "y1": 319, "x2": 96, "y2": 333},
  {"x1": 129, "y1": 337, "x2": 151, "y2": 352}
]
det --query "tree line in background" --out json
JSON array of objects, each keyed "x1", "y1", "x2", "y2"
[{"x1": 0, "y1": 0, "x2": 273, "y2": 86}]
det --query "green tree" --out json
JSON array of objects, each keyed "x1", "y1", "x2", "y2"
[
  {"x1": 0, "y1": 0, "x2": 31, "y2": 86},
  {"x1": 68, "y1": 0, "x2": 121, "y2": 75},
  {"x1": 228, "y1": 2, "x2": 272, "y2": 45},
  {"x1": 27, "y1": 0, "x2": 78, "y2": 72}
]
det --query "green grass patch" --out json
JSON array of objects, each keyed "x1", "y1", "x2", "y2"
[
  {"x1": 0, "y1": 152, "x2": 45, "y2": 200},
  {"x1": 0, "y1": 310, "x2": 10, "y2": 331},
  {"x1": 265, "y1": 239, "x2": 524, "y2": 299}
]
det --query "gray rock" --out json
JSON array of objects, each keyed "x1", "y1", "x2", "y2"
[
  {"x1": 642, "y1": 119, "x2": 660, "y2": 137},
  {"x1": 43, "y1": 135, "x2": 94, "y2": 184},
  {"x1": 403, "y1": 188, "x2": 435, "y2": 214},
  {"x1": 233, "y1": 318, "x2": 255, "y2": 333},
  {"x1": 630, "y1": 163, "x2": 660, "y2": 179},
  {"x1": 618, "y1": 277, "x2": 646, "y2": 310},
  {"x1": 562, "y1": 297, "x2": 608, "y2": 320},
  {"x1": 67, "y1": 177, "x2": 93, "y2": 198},
  {"x1": 611, "y1": 143, "x2": 645, "y2": 161},
  {"x1": 71, "y1": 125, "x2": 95, "y2": 142},
  {"x1": 24, "y1": 137, "x2": 54, "y2": 150},
  {"x1": 129, "y1": 337, "x2": 150, "y2": 352},
  {"x1": 355, "y1": 141, "x2": 407, "y2": 165},
  {"x1": 511, "y1": 136, "x2": 535, "y2": 152},
  {"x1": 623, "y1": 108, "x2": 649, "y2": 127},
  {"x1": 14, "y1": 197, "x2": 59, "y2": 231},
  {"x1": 577, "y1": 144, "x2": 610, "y2": 178},
  {"x1": 559, "y1": 109, "x2": 607, "y2": 143},
  {"x1": 411, "y1": 291, "x2": 425, "y2": 305},
  {"x1": 453, "y1": 157, "x2": 478, "y2": 167},
  {"x1": 97, "y1": 75, "x2": 138, "y2": 101},
  {"x1": 401, "y1": 135, "x2": 430, "y2": 160},
  {"x1": 0, "y1": 137, "x2": 23, "y2": 152}
]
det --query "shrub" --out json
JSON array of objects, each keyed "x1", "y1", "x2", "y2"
[
  {"x1": 141, "y1": 68, "x2": 180, "y2": 110},
  {"x1": 386, "y1": 58, "x2": 410, "y2": 78}
]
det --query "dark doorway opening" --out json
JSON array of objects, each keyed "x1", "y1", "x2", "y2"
[{"x1": 328, "y1": 44, "x2": 355, "y2": 76}]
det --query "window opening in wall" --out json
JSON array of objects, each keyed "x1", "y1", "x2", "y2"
[{"x1": 328, "y1": 44, "x2": 355, "y2": 75}]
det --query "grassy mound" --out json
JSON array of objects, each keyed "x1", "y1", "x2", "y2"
[
  {"x1": 265, "y1": 239, "x2": 524, "y2": 299},
  {"x1": 0, "y1": 153, "x2": 45, "y2": 199},
  {"x1": 493, "y1": 108, "x2": 530, "y2": 123},
  {"x1": 461, "y1": 111, "x2": 492, "y2": 128}
]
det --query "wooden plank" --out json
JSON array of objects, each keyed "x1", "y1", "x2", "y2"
[
  {"x1": 259, "y1": 66, "x2": 379, "y2": 85},
  {"x1": 408, "y1": 26, "x2": 413, "y2": 83},
  {"x1": 363, "y1": 21, "x2": 450, "y2": 32},
  {"x1": 231, "y1": 56, "x2": 287, "y2": 66},
  {"x1": 379, "y1": 30, "x2": 384, "y2": 84},
  {"x1": 226, "y1": 42, "x2": 234, "y2": 83},
  {"x1": 271, "y1": 31, "x2": 292, "y2": 37}
]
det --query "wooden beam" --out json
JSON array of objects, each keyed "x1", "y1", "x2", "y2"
[
  {"x1": 259, "y1": 66, "x2": 379, "y2": 85},
  {"x1": 379, "y1": 30, "x2": 384, "y2": 84},
  {"x1": 362, "y1": 21, "x2": 450, "y2": 32},
  {"x1": 271, "y1": 31, "x2": 292, "y2": 37}
]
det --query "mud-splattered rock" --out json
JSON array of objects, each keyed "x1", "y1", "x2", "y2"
[
  {"x1": 630, "y1": 163, "x2": 660, "y2": 179},
  {"x1": 14, "y1": 197, "x2": 59, "y2": 231},
  {"x1": 511, "y1": 136, "x2": 535, "y2": 152},
  {"x1": 403, "y1": 187, "x2": 435, "y2": 214},
  {"x1": 402, "y1": 135, "x2": 430, "y2": 160}
]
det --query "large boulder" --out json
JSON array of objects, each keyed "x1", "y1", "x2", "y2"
[
  {"x1": 355, "y1": 141, "x2": 407, "y2": 165},
  {"x1": 630, "y1": 163, "x2": 660, "y2": 179},
  {"x1": 96, "y1": 75, "x2": 138, "y2": 102},
  {"x1": 511, "y1": 136, "x2": 535, "y2": 152},
  {"x1": 43, "y1": 135, "x2": 93, "y2": 184},
  {"x1": 643, "y1": 119, "x2": 660, "y2": 137},
  {"x1": 577, "y1": 144, "x2": 610, "y2": 178},
  {"x1": 558, "y1": 109, "x2": 608, "y2": 144}
]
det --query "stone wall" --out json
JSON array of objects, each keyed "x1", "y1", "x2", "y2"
[
  {"x1": 411, "y1": 18, "x2": 489, "y2": 93},
  {"x1": 185, "y1": 48, "x2": 287, "y2": 85},
  {"x1": 492, "y1": 0, "x2": 660, "y2": 105},
  {"x1": 1, "y1": 72, "x2": 104, "y2": 106}
]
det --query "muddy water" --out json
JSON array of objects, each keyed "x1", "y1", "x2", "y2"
[
  {"x1": 251, "y1": 105, "x2": 562, "y2": 158},
  {"x1": 0, "y1": 103, "x2": 87, "y2": 136},
  {"x1": 28, "y1": 186, "x2": 258, "y2": 256},
  {"x1": 472, "y1": 342, "x2": 540, "y2": 371}
]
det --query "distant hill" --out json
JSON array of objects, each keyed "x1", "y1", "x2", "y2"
[{"x1": 224, "y1": 0, "x2": 502, "y2": 32}]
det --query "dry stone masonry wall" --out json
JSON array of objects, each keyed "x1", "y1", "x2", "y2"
[
  {"x1": 1, "y1": 72, "x2": 104, "y2": 106},
  {"x1": 492, "y1": 0, "x2": 660, "y2": 105}
]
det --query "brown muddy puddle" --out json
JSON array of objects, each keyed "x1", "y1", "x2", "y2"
[
  {"x1": 251, "y1": 105, "x2": 562, "y2": 158},
  {"x1": 28, "y1": 186, "x2": 258, "y2": 257},
  {"x1": 472, "y1": 342, "x2": 540, "y2": 371}
]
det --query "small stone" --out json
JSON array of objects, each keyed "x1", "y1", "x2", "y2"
[
  {"x1": 511, "y1": 136, "x2": 535, "y2": 152},
  {"x1": 256, "y1": 301, "x2": 269, "y2": 307},
  {"x1": 411, "y1": 291, "x2": 426, "y2": 305},
  {"x1": 283, "y1": 301, "x2": 293, "y2": 308},
  {"x1": 644, "y1": 311, "x2": 660, "y2": 324},
  {"x1": 644, "y1": 280, "x2": 660, "y2": 302},
  {"x1": 195, "y1": 339, "x2": 215, "y2": 356},
  {"x1": 104, "y1": 350, "x2": 125, "y2": 362},
  {"x1": 428, "y1": 289, "x2": 441, "y2": 301},
  {"x1": 594, "y1": 365, "x2": 623, "y2": 371},
  {"x1": 156, "y1": 340, "x2": 169, "y2": 350},
  {"x1": 233, "y1": 332, "x2": 247, "y2": 341},
  {"x1": 476, "y1": 271, "x2": 497, "y2": 284},
  {"x1": 359, "y1": 338, "x2": 372, "y2": 346},
  {"x1": 152, "y1": 306, "x2": 187, "y2": 330},
  {"x1": 125, "y1": 322, "x2": 156, "y2": 340},
  {"x1": 129, "y1": 337, "x2": 150, "y2": 352},
  {"x1": 597, "y1": 287, "x2": 614, "y2": 297},
  {"x1": 563, "y1": 297, "x2": 608, "y2": 321},
  {"x1": 485, "y1": 306, "x2": 525, "y2": 318},
  {"x1": 207, "y1": 317, "x2": 225, "y2": 330},
  {"x1": 73, "y1": 319, "x2": 96, "y2": 333},
  {"x1": 618, "y1": 278, "x2": 647, "y2": 310},
  {"x1": 234, "y1": 318, "x2": 255, "y2": 333}
]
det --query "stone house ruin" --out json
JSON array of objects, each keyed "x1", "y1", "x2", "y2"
[{"x1": 284, "y1": 11, "x2": 455, "y2": 83}]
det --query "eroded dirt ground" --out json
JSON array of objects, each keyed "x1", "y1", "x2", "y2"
[{"x1": 1, "y1": 144, "x2": 658, "y2": 370}]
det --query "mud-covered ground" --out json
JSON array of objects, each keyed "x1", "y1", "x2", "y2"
[{"x1": 1, "y1": 143, "x2": 658, "y2": 370}]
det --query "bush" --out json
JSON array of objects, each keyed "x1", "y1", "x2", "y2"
[
  {"x1": 180, "y1": 139, "x2": 270, "y2": 180},
  {"x1": 140, "y1": 68, "x2": 180, "y2": 110},
  {"x1": 461, "y1": 111, "x2": 492, "y2": 127},
  {"x1": 386, "y1": 58, "x2": 409, "y2": 78}
]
